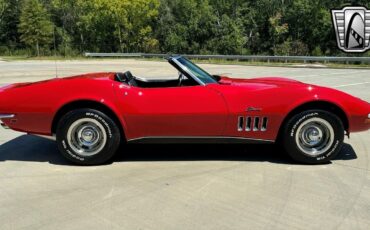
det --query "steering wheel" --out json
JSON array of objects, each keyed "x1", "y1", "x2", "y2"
[{"x1": 178, "y1": 73, "x2": 185, "y2": 86}]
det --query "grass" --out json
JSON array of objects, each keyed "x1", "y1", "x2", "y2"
[{"x1": 1, "y1": 55, "x2": 370, "y2": 69}]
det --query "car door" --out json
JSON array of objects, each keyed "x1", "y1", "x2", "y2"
[{"x1": 114, "y1": 83, "x2": 228, "y2": 141}]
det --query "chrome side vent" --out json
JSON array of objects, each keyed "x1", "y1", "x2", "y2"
[
  {"x1": 240, "y1": 116, "x2": 268, "y2": 132},
  {"x1": 253, "y1": 117, "x2": 260, "y2": 131},
  {"x1": 261, "y1": 117, "x2": 268, "y2": 131},
  {"x1": 238, "y1": 116, "x2": 244, "y2": 131},
  {"x1": 245, "y1": 117, "x2": 252, "y2": 131}
]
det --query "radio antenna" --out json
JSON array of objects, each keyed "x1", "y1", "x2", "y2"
[{"x1": 53, "y1": 26, "x2": 58, "y2": 78}]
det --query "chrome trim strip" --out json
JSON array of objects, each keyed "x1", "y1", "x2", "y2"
[
  {"x1": 32, "y1": 134, "x2": 56, "y2": 141},
  {"x1": 246, "y1": 107, "x2": 262, "y2": 112},
  {"x1": 127, "y1": 136, "x2": 275, "y2": 143},
  {"x1": 0, "y1": 114, "x2": 15, "y2": 119}
]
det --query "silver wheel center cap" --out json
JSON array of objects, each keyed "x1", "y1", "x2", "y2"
[
  {"x1": 308, "y1": 129, "x2": 321, "y2": 142},
  {"x1": 303, "y1": 127, "x2": 323, "y2": 146},
  {"x1": 82, "y1": 130, "x2": 94, "y2": 142}
]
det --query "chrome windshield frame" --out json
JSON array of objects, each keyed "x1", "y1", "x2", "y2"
[{"x1": 168, "y1": 56, "x2": 211, "y2": 86}]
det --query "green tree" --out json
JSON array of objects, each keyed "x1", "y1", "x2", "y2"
[
  {"x1": 18, "y1": 0, "x2": 54, "y2": 56},
  {"x1": 156, "y1": 0, "x2": 245, "y2": 54},
  {"x1": 0, "y1": 0, "x2": 7, "y2": 22},
  {"x1": 206, "y1": 14, "x2": 245, "y2": 54},
  {"x1": 0, "y1": 0, "x2": 8, "y2": 42},
  {"x1": 0, "y1": 0, "x2": 21, "y2": 46},
  {"x1": 238, "y1": 0, "x2": 291, "y2": 54},
  {"x1": 274, "y1": 38, "x2": 309, "y2": 56},
  {"x1": 52, "y1": 0, "x2": 159, "y2": 53},
  {"x1": 269, "y1": 12, "x2": 289, "y2": 53},
  {"x1": 1, "y1": 0, "x2": 370, "y2": 57}
]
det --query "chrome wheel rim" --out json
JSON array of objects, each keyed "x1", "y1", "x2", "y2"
[
  {"x1": 295, "y1": 117, "x2": 334, "y2": 157},
  {"x1": 67, "y1": 118, "x2": 107, "y2": 157}
]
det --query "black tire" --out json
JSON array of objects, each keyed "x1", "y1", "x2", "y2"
[
  {"x1": 56, "y1": 109, "x2": 121, "y2": 165},
  {"x1": 282, "y1": 110, "x2": 344, "y2": 164}
]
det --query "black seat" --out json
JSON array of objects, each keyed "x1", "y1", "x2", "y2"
[
  {"x1": 124, "y1": 71, "x2": 133, "y2": 80},
  {"x1": 115, "y1": 71, "x2": 137, "y2": 86}
]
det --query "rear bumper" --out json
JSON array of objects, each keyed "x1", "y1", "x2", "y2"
[
  {"x1": 0, "y1": 114, "x2": 15, "y2": 130},
  {"x1": 0, "y1": 114, "x2": 15, "y2": 119}
]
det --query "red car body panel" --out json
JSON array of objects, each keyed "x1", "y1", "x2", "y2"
[
  {"x1": 114, "y1": 83, "x2": 228, "y2": 139},
  {"x1": 0, "y1": 73, "x2": 123, "y2": 135},
  {"x1": 0, "y1": 72, "x2": 369, "y2": 142}
]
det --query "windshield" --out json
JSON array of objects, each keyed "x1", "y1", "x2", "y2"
[{"x1": 175, "y1": 57, "x2": 218, "y2": 84}]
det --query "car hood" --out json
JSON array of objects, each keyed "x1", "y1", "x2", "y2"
[
  {"x1": 218, "y1": 76, "x2": 307, "y2": 88},
  {"x1": 215, "y1": 76, "x2": 365, "y2": 102},
  {"x1": 216, "y1": 75, "x2": 370, "y2": 115}
]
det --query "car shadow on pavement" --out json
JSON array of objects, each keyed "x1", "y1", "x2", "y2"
[
  {"x1": 0, "y1": 134, "x2": 358, "y2": 166},
  {"x1": 0, "y1": 135, "x2": 69, "y2": 165},
  {"x1": 115, "y1": 143, "x2": 294, "y2": 164}
]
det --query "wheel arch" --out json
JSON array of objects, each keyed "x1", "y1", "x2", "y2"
[
  {"x1": 51, "y1": 100, "x2": 126, "y2": 141},
  {"x1": 277, "y1": 100, "x2": 349, "y2": 141}
]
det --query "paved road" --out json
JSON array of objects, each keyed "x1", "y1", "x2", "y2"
[{"x1": 0, "y1": 60, "x2": 369, "y2": 229}]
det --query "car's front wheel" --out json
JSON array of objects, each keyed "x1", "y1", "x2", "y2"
[
  {"x1": 56, "y1": 109, "x2": 121, "y2": 165},
  {"x1": 282, "y1": 110, "x2": 344, "y2": 164}
]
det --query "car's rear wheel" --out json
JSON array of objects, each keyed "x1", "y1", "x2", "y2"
[
  {"x1": 282, "y1": 110, "x2": 344, "y2": 164},
  {"x1": 56, "y1": 109, "x2": 121, "y2": 165}
]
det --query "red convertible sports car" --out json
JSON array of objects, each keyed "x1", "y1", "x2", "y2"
[{"x1": 0, "y1": 56, "x2": 369, "y2": 165}]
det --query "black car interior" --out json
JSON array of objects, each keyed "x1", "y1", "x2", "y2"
[{"x1": 115, "y1": 71, "x2": 198, "y2": 88}]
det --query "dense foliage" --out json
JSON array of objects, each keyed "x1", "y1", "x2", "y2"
[{"x1": 0, "y1": 0, "x2": 369, "y2": 56}]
